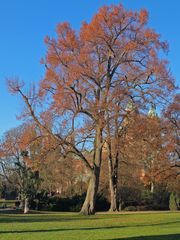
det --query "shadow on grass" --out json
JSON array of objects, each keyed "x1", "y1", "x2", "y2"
[
  {"x1": 0, "y1": 226, "x2": 124, "y2": 234},
  {"x1": 0, "y1": 214, "x2": 99, "y2": 224},
  {"x1": 105, "y1": 234, "x2": 180, "y2": 240},
  {"x1": 0, "y1": 212, "x2": 180, "y2": 227},
  {"x1": 0, "y1": 210, "x2": 179, "y2": 224},
  {"x1": 0, "y1": 221, "x2": 180, "y2": 235}
]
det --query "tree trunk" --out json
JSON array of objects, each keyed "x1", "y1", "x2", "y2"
[
  {"x1": 18, "y1": 192, "x2": 24, "y2": 209},
  {"x1": 106, "y1": 111, "x2": 120, "y2": 212},
  {"x1": 80, "y1": 125, "x2": 102, "y2": 215},
  {"x1": 108, "y1": 154, "x2": 119, "y2": 212},
  {"x1": 80, "y1": 167, "x2": 100, "y2": 215},
  {"x1": 24, "y1": 197, "x2": 29, "y2": 214},
  {"x1": 109, "y1": 172, "x2": 118, "y2": 211},
  {"x1": 150, "y1": 181, "x2": 154, "y2": 193},
  {"x1": 19, "y1": 200, "x2": 24, "y2": 209}
]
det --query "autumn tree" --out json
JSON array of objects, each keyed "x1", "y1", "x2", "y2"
[
  {"x1": 161, "y1": 94, "x2": 180, "y2": 196},
  {"x1": 8, "y1": 4, "x2": 174, "y2": 214},
  {"x1": 164, "y1": 94, "x2": 180, "y2": 164},
  {"x1": 39, "y1": 147, "x2": 87, "y2": 197},
  {"x1": 0, "y1": 124, "x2": 41, "y2": 213}
]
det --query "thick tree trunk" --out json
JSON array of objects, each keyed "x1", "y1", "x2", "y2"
[
  {"x1": 80, "y1": 125, "x2": 102, "y2": 215},
  {"x1": 80, "y1": 167, "x2": 100, "y2": 215},
  {"x1": 24, "y1": 197, "x2": 29, "y2": 214}
]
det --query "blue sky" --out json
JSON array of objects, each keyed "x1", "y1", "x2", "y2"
[{"x1": 0, "y1": 0, "x2": 179, "y2": 137}]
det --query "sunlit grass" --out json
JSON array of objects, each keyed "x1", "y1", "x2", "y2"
[{"x1": 0, "y1": 211, "x2": 180, "y2": 240}]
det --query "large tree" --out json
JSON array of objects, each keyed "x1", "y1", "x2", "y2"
[{"x1": 8, "y1": 4, "x2": 174, "y2": 214}]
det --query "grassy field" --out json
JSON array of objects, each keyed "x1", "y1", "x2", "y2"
[{"x1": 0, "y1": 211, "x2": 180, "y2": 240}]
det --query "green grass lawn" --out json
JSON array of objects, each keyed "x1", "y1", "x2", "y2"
[{"x1": 0, "y1": 211, "x2": 180, "y2": 240}]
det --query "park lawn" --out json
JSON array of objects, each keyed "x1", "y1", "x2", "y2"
[{"x1": 0, "y1": 211, "x2": 180, "y2": 240}]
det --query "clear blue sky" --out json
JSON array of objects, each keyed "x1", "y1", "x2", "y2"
[{"x1": 0, "y1": 0, "x2": 179, "y2": 137}]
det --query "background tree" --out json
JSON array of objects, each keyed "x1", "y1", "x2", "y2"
[{"x1": 0, "y1": 125, "x2": 41, "y2": 213}]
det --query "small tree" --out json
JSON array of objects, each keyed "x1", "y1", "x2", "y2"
[{"x1": 0, "y1": 125, "x2": 41, "y2": 213}]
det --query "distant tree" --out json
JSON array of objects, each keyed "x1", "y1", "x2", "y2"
[
  {"x1": 0, "y1": 125, "x2": 41, "y2": 213},
  {"x1": 164, "y1": 94, "x2": 180, "y2": 165},
  {"x1": 160, "y1": 94, "x2": 180, "y2": 195}
]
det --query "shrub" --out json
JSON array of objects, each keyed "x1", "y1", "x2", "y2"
[
  {"x1": 119, "y1": 186, "x2": 142, "y2": 207},
  {"x1": 95, "y1": 194, "x2": 110, "y2": 211},
  {"x1": 35, "y1": 193, "x2": 109, "y2": 212},
  {"x1": 141, "y1": 190, "x2": 154, "y2": 205},
  {"x1": 124, "y1": 206, "x2": 137, "y2": 211}
]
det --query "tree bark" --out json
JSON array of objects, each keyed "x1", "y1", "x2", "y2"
[
  {"x1": 108, "y1": 153, "x2": 119, "y2": 212},
  {"x1": 106, "y1": 109, "x2": 120, "y2": 212},
  {"x1": 80, "y1": 125, "x2": 102, "y2": 215},
  {"x1": 80, "y1": 167, "x2": 100, "y2": 215},
  {"x1": 24, "y1": 197, "x2": 29, "y2": 214},
  {"x1": 19, "y1": 194, "x2": 24, "y2": 209},
  {"x1": 150, "y1": 181, "x2": 154, "y2": 193}
]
